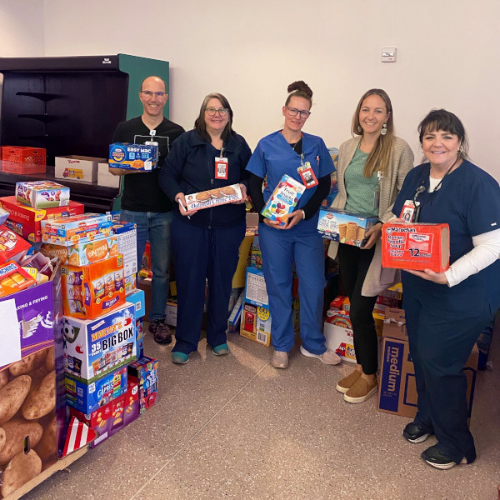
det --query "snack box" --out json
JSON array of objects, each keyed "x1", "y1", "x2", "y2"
[
  {"x1": 61, "y1": 254, "x2": 126, "y2": 320},
  {"x1": 317, "y1": 207, "x2": 379, "y2": 247},
  {"x1": 55, "y1": 155, "x2": 107, "y2": 183},
  {"x1": 382, "y1": 222, "x2": 450, "y2": 273},
  {"x1": 125, "y1": 273, "x2": 137, "y2": 295},
  {"x1": 109, "y1": 143, "x2": 158, "y2": 171},
  {"x1": 41, "y1": 234, "x2": 119, "y2": 267},
  {"x1": 0, "y1": 207, "x2": 9, "y2": 226},
  {"x1": 65, "y1": 365, "x2": 128, "y2": 414},
  {"x1": 240, "y1": 302, "x2": 272, "y2": 347},
  {"x1": 0, "y1": 225, "x2": 32, "y2": 265},
  {"x1": 62, "y1": 302, "x2": 136, "y2": 383},
  {"x1": 0, "y1": 261, "x2": 37, "y2": 298},
  {"x1": 128, "y1": 356, "x2": 159, "y2": 414},
  {"x1": 184, "y1": 184, "x2": 243, "y2": 211},
  {"x1": 16, "y1": 180, "x2": 70, "y2": 209},
  {"x1": 261, "y1": 174, "x2": 306, "y2": 227},
  {"x1": 111, "y1": 221, "x2": 138, "y2": 277},
  {"x1": 41, "y1": 212, "x2": 115, "y2": 246},
  {"x1": 135, "y1": 317, "x2": 144, "y2": 359}
]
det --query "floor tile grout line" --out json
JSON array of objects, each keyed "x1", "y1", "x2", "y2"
[{"x1": 128, "y1": 359, "x2": 271, "y2": 500}]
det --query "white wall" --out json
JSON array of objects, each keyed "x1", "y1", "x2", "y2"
[{"x1": 6, "y1": 0, "x2": 500, "y2": 178}]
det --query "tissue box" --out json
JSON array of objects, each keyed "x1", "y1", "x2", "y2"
[{"x1": 16, "y1": 181, "x2": 70, "y2": 209}]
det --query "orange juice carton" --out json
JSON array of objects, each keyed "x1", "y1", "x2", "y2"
[
  {"x1": 109, "y1": 143, "x2": 158, "y2": 171},
  {"x1": 0, "y1": 261, "x2": 37, "y2": 297},
  {"x1": 185, "y1": 184, "x2": 243, "y2": 211},
  {"x1": 61, "y1": 254, "x2": 126, "y2": 319},
  {"x1": 0, "y1": 225, "x2": 32, "y2": 265},
  {"x1": 261, "y1": 175, "x2": 306, "y2": 227},
  {"x1": 41, "y1": 234, "x2": 119, "y2": 267},
  {"x1": 41, "y1": 213, "x2": 115, "y2": 246},
  {"x1": 382, "y1": 222, "x2": 450, "y2": 273},
  {"x1": 16, "y1": 180, "x2": 70, "y2": 209},
  {"x1": 317, "y1": 207, "x2": 379, "y2": 247}
]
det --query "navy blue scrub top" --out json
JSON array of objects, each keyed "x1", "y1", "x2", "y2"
[{"x1": 393, "y1": 160, "x2": 500, "y2": 313}]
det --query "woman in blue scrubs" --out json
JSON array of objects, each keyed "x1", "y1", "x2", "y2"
[
  {"x1": 247, "y1": 81, "x2": 338, "y2": 369},
  {"x1": 393, "y1": 109, "x2": 500, "y2": 469}
]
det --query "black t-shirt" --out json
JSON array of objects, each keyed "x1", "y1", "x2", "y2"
[{"x1": 112, "y1": 116, "x2": 185, "y2": 212}]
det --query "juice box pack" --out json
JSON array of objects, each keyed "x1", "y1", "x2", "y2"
[
  {"x1": 16, "y1": 180, "x2": 70, "y2": 209},
  {"x1": 61, "y1": 254, "x2": 126, "y2": 320},
  {"x1": 62, "y1": 302, "x2": 136, "y2": 383},
  {"x1": 109, "y1": 143, "x2": 158, "y2": 171},
  {"x1": 382, "y1": 222, "x2": 450, "y2": 273},
  {"x1": 41, "y1": 213, "x2": 115, "y2": 246},
  {"x1": 261, "y1": 175, "x2": 306, "y2": 227},
  {"x1": 184, "y1": 184, "x2": 243, "y2": 211}
]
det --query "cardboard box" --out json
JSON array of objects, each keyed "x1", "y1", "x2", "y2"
[
  {"x1": 41, "y1": 213, "x2": 115, "y2": 247},
  {"x1": 98, "y1": 162, "x2": 120, "y2": 188},
  {"x1": 0, "y1": 197, "x2": 84, "y2": 243},
  {"x1": 16, "y1": 181, "x2": 70, "y2": 209},
  {"x1": 136, "y1": 317, "x2": 144, "y2": 359},
  {"x1": 128, "y1": 356, "x2": 158, "y2": 414},
  {"x1": 127, "y1": 288, "x2": 145, "y2": 319},
  {"x1": 261, "y1": 174, "x2": 306, "y2": 227},
  {"x1": 125, "y1": 273, "x2": 137, "y2": 295},
  {"x1": 62, "y1": 302, "x2": 136, "y2": 383},
  {"x1": 112, "y1": 222, "x2": 138, "y2": 277},
  {"x1": 0, "y1": 261, "x2": 37, "y2": 297},
  {"x1": 324, "y1": 322, "x2": 356, "y2": 363},
  {"x1": 65, "y1": 365, "x2": 128, "y2": 414},
  {"x1": 317, "y1": 208, "x2": 379, "y2": 247},
  {"x1": 109, "y1": 143, "x2": 158, "y2": 171},
  {"x1": 240, "y1": 302, "x2": 272, "y2": 347},
  {"x1": 244, "y1": 267, "x2": 269, "y2": 307},
  {"x1": 55, "y1": 156, "x2": 106, "y2": 183},
  {"x1": 0, "y1": 227, "x2": 32, "y2": 265},
  {"x1": 185, "y1": 184, "x2": 243, "y2": 212},
  {"x1": 228, "y1": 289, "x2": 245, "y2": 334},
  {"x1": 382, "y1": 222, "x2": 450, "y2": 273}
]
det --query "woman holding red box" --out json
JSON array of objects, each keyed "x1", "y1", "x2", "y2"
[{"x1": 393, "y1": 109, "x2": 500, "y2": 469}]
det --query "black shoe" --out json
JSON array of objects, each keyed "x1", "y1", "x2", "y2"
[
  {"x1": 421, "y1": 445, "x2": 467, "y2": 470},
  {"x1": 403, "y1": 422, "x2": 431, "y2": 444},
  {"x1": 150, "y1": 319, "x2": 172, "y2": 345}
]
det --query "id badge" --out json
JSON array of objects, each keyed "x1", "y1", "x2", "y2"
[
  {"x1": 374, "y1": 188, "x2": 380, "y2": 210},
  {"x1": 400, "y1": 200, "x2": 418, "y2": 222},
  {"x1": 215, "y1": 157, "x2": 228, "y2": 179},
  {"x1": 298, "y1": 162, "x2": 318, "y2": 189}
]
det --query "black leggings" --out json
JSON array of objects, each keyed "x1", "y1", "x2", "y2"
[{"x1": 337, "y1": 244, "x2": 378, "y2": 375}]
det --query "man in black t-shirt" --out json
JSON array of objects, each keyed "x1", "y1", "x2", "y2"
[{"x1": 111, "y1": 76, "x2": 185, "y2": 345}]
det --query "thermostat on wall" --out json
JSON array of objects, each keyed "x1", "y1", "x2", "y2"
[{"x1": 381, "y1": 47, "x2": 397, "y2": 63}]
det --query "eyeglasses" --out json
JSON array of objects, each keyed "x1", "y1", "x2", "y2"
[
  {"x1": 206, "y1": 107, "x2": 229, "y2": 116},
  {"x1": 141, "y1": 91, "x2": 167, "y2": 98},
  {"x1": 286, "y1": 106, "x2": 311, "y2": 119}
]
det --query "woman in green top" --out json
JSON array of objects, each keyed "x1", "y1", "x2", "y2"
[{"x1": 328, "y1": 89, "x2": 414, "y2": 403}]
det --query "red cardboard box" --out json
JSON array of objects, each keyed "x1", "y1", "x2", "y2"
[
  {"x1": 382, "y1": 222, "x2": 450, "y2": 273},
  {"x1": 0, "y1": 226, "x2": 31, "y2": 265},
  {"x1": 0, "y1": 197, "x2": 84, "y2": 243},
  {"x1": 128, "y1": 357, "x2": 158, "y2": 414}
]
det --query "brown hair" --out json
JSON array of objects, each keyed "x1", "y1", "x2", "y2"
[
  {"x1": 194, "y1": 92, "x2": 235, "y2": 142},
  {"x1": 285, "y1": 81, "x2": 313, "y2": 108},
  {"x1": 352, "y1": 89, "x2": 394, "y2": 177}
]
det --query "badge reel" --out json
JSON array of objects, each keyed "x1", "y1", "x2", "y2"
[
  {"x1": 298, "y1": 161, "x2": 318, "y2": 189},
  {"x1": 400, "y1": 200, "x2": 419, "y2": 223},
  {"x1": 215, "y1": 147, "x2": 228, "y2": 180}
]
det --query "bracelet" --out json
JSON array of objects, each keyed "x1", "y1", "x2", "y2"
[
  {"x1": 376, "y1": 220, "x2": 384, "y2": 226},
  {"x1": 302, "y1": 210, "x2": 306, "y2": 220}
]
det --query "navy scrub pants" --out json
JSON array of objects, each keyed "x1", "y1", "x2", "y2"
[
  {"x1": 403, "y1": 279, "x2": 494, "y2": 464},
  {"x1": 171, "y1": 216, "x2": 245, "y2": 354}
]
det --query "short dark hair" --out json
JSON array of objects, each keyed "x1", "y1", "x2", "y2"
[
  {"x1": 285, "y1": 81, "x2": 313, "y2": 108},
  {"x1": 418, "y1": 109, "x2": 469, "y2": 159},
  {"x1": 194, "y1": 93, "x2": 235, "y2": 142}
]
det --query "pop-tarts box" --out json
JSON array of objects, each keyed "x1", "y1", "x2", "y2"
[
  {"x1": 16, "y1": 181, "x2": 70, "y2": 209},
  {"x1": 62, "y1": 302, "x2": 136, "y2": 383},
  {"x1": 109, "y1": 143, "x2": 158, "y2": 171},
  {"x1": 65, "y1": 365, "x2": 128, "y2": 413}
]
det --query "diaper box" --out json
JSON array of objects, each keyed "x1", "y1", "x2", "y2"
[
  {"x1": 184, "y1": 184, "x2": 243, "y2": 211},
  {"x1": 61, "y1": 254, "x2": 126, "y2": 320},
  {"x1": 317, "y1": 208, "x2": 379, "y2": 247},
  {"x1": 62, "y1": 302, "x2": 136, "y2": 383},
  {"x1": 109, "y1": 143, "x2": 158, "y2": 171},
  {"x1": 16, "y1": 181, "x2": 70, "y2": 209}
]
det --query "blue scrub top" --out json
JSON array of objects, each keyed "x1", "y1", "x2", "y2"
[
  {"x1": 246, "y1": 131, "x2": 335, "y2": 229},
  {"x1": 393, "y1": 160, "x2": 500, "y2": 312}
]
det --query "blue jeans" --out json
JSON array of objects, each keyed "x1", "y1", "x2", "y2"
[{"x1": 121, "y1": 210, "x2": 172, "y2": 322}]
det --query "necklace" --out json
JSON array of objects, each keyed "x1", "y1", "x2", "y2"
[{"x1": 431, "y1": 157, "x2": 460, "y2": 193}]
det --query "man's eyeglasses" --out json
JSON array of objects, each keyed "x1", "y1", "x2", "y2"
[
  {"x1": 141, "y1": 91, "x2": 167, "y2": 98},
  {"x1": 286, "y1": 106, "x2": 311, "y2": 119},
  {"x1": 206, "y1": 107, "x2": 229, "y2": 116}
]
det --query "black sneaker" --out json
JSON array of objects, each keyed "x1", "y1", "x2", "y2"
[
  {"x1": 421, "y1": 445, "x2": 467, "y2": 470},
  {"x1": 403, "y1": 422, "x2": 432, "y2": 444},
  {"x1": 149, "y1": 319, "x2": 172, "y2": 345}
]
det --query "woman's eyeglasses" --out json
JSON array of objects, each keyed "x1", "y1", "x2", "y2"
[
  {"x1": 206, "y1": 107, "x2": 229, "y2": 116},
  {"x1": 286, "y1": 107, "x2": 311, "y2": 119}
]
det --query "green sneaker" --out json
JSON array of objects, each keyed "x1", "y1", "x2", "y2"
[
  {"x1": 172, "y1": 352, "x2": 189, "y2": 364},
  {"x1": 212, "y1": 343, "x2": 229, "y2": 356}
]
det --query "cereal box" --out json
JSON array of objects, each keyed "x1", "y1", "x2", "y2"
[
  {"x1": 128, "y1": 356, "x2": 158, "y2": 414},
  {"x1": 382, "y1": 222, "x2": 450, "y2": 273},
  {"x1": 261, "y1": 175, "x2": 306, "y2": 227},
  {"x1": 41, "y1": 213, "x2": 115, "y2": 246},
  {"x1": 0, "y1": 225, "x2": 32, "y2": 265},
  {"x1": 108, "y1": 143, "x2": 158, "y2": 171},
  {"x1": 62, "y1": 302, "x2": 136, "y2": 383},
  {"x1": 16, "y1": 180, "x2": 70, "y2": 209},
  {"x1": 184, "y1": 184, "x2": 243, "y2": 211},
  {"x1": 61, "y1": 254, "x2": 126, "y2": 320},
  {"x1": 317, "y1": 207, "x2": 379, "y2": 247}
]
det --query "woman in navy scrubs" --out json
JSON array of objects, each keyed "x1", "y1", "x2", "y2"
[
  {"x1": 393, "y1": 109, "x2": 500, "y2": 469},
  {"x1": 247, "y1": 81, "x2": 338, "y2": 369}
]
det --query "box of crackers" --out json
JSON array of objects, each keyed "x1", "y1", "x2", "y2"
[
  {"x1": 185, "y1": 184, "x2": 243, "y2": 211},
  {"x1": 381, "y1": 222, "x2": 450, "y2": 273},
  {"x1": 317, "y1": 207, "x2": 379, "y2": 247},
  {"x1": 108, "y1": 143, "x2": 158, "y2": 171},
  {"x1": 16, "y1": 180, "x2": 70, "y2": 209},
  {"x1": 0, "y1": 261, "x2": 37, "y2": 297}
]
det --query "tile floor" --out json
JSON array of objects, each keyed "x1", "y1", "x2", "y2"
[{"x1": 23, "y1": 328, "x2": 499, "y2": 500}]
